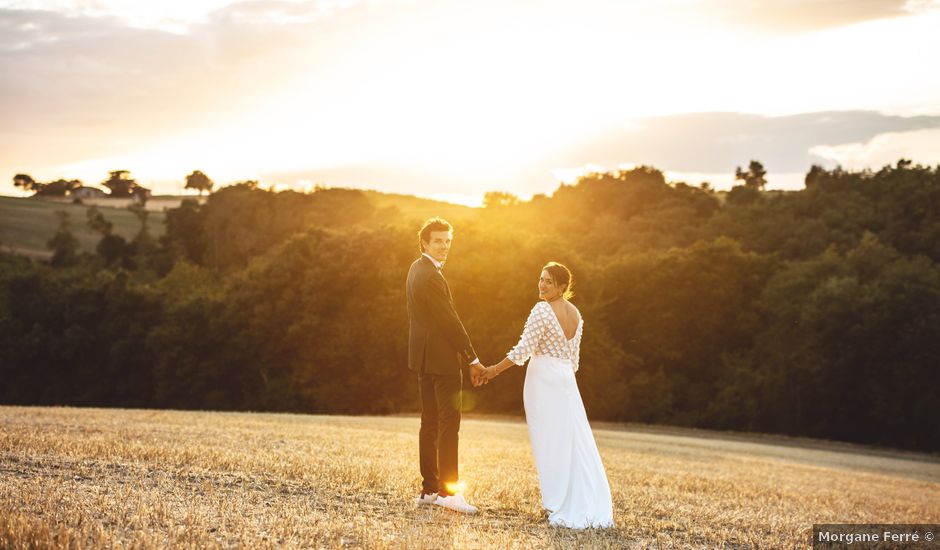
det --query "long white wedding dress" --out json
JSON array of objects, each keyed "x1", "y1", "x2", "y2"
[{"x1": 507, "y1": 301, "x2": 614, "y2": 529}]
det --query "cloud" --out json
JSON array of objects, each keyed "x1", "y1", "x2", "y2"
[
  {"x1": 559, "y1": 111, "x2": 940, "y2": 175},
  {"x1": 809, "y1": 127, "x2": 940, "y2": 168},
  {"x1": 698, "y1": 0, "x2": 914, "y2": 33},
  {"x1": 3, "y1": 2, "x2": 939, "y2": 199},
  {"x1": 112, "y1": 111, "x2": 940, "y2": 197},
  {"x1": 0, "y1": 3, "x2": 372, "y2": 170}
]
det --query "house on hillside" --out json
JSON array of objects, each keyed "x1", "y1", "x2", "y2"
[
  {"x1": 70, "y1": 186, "x2": 108, "y2": 200},
  {"x1": 131, "y1": 186, "x2": 152, "y2": 205}
]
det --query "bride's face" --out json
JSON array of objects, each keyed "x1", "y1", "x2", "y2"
[{"x1": 538, "y1": 270, "x2": 560, "y2": 300}]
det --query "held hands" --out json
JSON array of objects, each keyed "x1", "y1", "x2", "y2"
[
  {"x1": 470, "y1": 363, "x2": 488, "y2": 387},
  {"x1": 470, "y1": 363, "x2": 500, "y2": 387},
  {"x1": 482, "y1": 365, "x2": 499, "y2": 382}
]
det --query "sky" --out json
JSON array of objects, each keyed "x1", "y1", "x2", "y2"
[{"x1": 2, "y1": 0, "x2": 940, "y2": 205}]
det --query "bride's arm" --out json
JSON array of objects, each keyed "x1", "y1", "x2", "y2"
[
  {"x1": 572, "y1": 322, "x2": 582, "y2": 372},
  {"x1": 485, "y1": 302, "x2": 547, "y2": 379},
  {"x1": 484, "y1": 357, "x2": 516, "y2": 379}
]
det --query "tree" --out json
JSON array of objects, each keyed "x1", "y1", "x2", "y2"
[
  {"x1": 483, "y1": 191, "x2": 520, "y2": 208},
  {"x1": 97, "y1": 234, "x2": 130, "y2": 267},
  {"x1": 725, "y1": 184, "x2": 761, "y2": 206},
  {"x1": 13, "y1": 174, "x2": 40, "y2": 193},
  {"x1": 86, "y1": 206, "x2": 129, "y2": 267},
  {"x1": 735, "y1": 160, "x2": 767, "y2": 190},
  {"x1": 86, "y1": 206, "x2": 113, "y2": 236},
  {"x1": 804, "y1": 164, "x2": 826, "y2": 188},
  {"x1": 185, "y1": 170, "x2": 214, "y2": 195},
  {"x1": 131, "y1": 186, "x2": 151, "y2": 207},
  {"x1": 101, "y1": 170, "x2": 139, "y2": 198},
  {"x1": 12, "y1": 174, "x2": 83, "y2": 196},
  {"x1": 35, "y1": 179, "x2": 81, "y2": 197},
  {"x1": 5, "y1": 159, "x2": 940, "y2": 452},
  {"x1": 47, "y1": 210, "x2": 79, "y2": 267},
  {"x1": 162, "y1": 198, "x2": 205, "y2": 263},
  {"x1": 129, "y1": 204, "x2": 158, "y2": 273}
]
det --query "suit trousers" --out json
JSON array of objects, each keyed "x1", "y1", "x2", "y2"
[{"x1": 417, "y1": 369, "x2": 462, "y2": 495}]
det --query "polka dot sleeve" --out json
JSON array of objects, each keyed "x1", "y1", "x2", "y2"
[{"x1": 506, "y1": 302, "x2": 551, "y2": 366}]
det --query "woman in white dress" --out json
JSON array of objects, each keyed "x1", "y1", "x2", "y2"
[{"x1": 481, "y1": 262, "x2": 614, "y2": 529}]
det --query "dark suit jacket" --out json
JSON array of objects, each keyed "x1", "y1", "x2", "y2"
[{"x1": 406, "y1": 255, "x2": 477, "y2": 375}]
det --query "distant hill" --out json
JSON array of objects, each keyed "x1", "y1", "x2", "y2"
[
  {"x1": 362, "y1": 190, "x2": 478, "y2": 222},
  {"x1": 33, "y1": 195, "x2": 207, "y2": 212},
  {"x1": 0, "y1": 191, "x2": 477, "y2": 261},
  {"x1": 0, "y1": 196, "x2": 167, "y2": 260}
]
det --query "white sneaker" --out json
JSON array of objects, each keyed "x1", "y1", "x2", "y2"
[
  {"x1": 433, "y1": 493, "x2": 478, "y2": 514},
  {"x1": 415, "y1": 492, "x2": 438, "y2": 506}
]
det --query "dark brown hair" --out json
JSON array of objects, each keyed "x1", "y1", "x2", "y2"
[
  {"x1": 418, "y1": 217, "x2": 453, "y2": 253},
  {"x1": 543, "y1": 261, "x2": 574, "y2": 300}
]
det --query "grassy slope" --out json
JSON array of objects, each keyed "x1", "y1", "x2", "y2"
[
  {"x1": 0, "y1": 196, "x2": 167, "y2": 258},
  {"x1": 363, "y1": 190, "x2": 478, "y2": 223},
  {"x1": 1, "y1": 407, "x2": 936, "y2": 549}
]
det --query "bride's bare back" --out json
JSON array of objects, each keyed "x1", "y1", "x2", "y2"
[{"x1": 549, "y1": 299, "x2": 581, "y2": 340}]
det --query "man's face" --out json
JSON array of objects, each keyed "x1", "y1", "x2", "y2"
[{"x1": 423, "y1": 230, "x2": 452, "y2": 263}]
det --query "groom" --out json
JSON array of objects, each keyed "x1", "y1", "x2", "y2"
[{"x1": 406, "y1": 217, "x2": 485, "y2": 514}]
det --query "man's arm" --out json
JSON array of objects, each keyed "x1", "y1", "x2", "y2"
[{"x1": 422, "y1": 272, "x2": 478, "y2": 365}]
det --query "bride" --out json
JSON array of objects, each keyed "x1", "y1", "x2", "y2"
[{"x1": 480, "y1": 262, "x2": 614, "y2": 529}]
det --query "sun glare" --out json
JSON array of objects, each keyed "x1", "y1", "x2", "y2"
[{"x1": 444, "y1": 481, "x2": 467, "y2": 495}]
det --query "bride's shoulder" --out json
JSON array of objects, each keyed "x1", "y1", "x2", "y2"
[
  {"x1": 568, "y1": 301, "x2": 584, "y2": 323},
  {"x1": 529, "y1": 301, "x2": 551, "y2": 316}
]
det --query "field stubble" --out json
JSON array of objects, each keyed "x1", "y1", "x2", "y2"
[{"x1": 1, "y1": 407, "x2": 937, "y2": 549}]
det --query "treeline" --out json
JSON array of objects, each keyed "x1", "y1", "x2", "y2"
[
  {"x1": 1, "y1": 161, "x2": 938, "y2": 452},
  {"x1": 13, "y1": 169, "x2": 215, "y2": 199}
]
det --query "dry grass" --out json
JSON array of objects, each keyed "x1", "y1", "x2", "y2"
[{"x1": 1, "y1": 406, "x2": 937, "y2": 549}]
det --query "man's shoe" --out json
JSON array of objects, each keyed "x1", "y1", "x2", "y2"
[
  {"x1": 433, "y1": 493, "x2": 478, "y2": 514},
  {"x1": 416, "y1": 492, "x2": 438, "y2": 506}
]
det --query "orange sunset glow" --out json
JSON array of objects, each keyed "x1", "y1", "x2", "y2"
[
  {"x1": 3, "y1": 0, "x2": 940, "y2": 204},
  {"x1": 2, "y1": 2, "x2": 940, "y2": 546}
]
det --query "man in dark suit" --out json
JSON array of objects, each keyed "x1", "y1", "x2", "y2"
[{"x1": 406, "y1": 217, "x2": 485, "y2": 514}]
